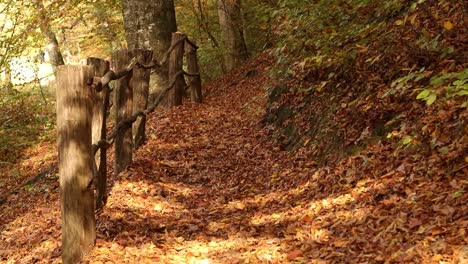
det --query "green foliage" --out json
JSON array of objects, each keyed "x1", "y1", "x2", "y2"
[
  {"x1": 175, "y1": 0, "x2": 224, "y2": 80},
  {"x1": 267, "y1": 0, "x2": 401, "y2": 68},
  {"x1": 384, "y1": 68, "x2": 427, "y2": 98},
  {"x1": 0, "y1": 88, "x2": 55, "y2": 163},
  {"x1": 416, "y1": 89, "x2": 437, "y2": 105},
  {"x1": 386, "y1": 68, "x2": 468, "y2": 106}
]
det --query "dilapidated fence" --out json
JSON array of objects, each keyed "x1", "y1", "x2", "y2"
[{"x1": 56, "y1": 32, "x2": 201, "y2": 263}]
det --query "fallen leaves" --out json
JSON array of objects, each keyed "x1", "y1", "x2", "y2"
[
  {"x1": 443, "y1": 21, "x2": 454, "y2": 30},
  {"x1": 1, "y1": 11, "x2": 467, "y2": 262},
  {"x1": 286, "y1": 249, "x2": 303, "y2": 260}
]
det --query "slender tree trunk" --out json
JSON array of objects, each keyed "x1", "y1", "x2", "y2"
[
  {"x1": 121, "y1": 0, "x2": 177, "y2": 104},
  {"x1": 4, "y1": 62, "x2": 13, "y2": 93},
  {"x1": 35, "y1": 0, "x2": 65, "y2": 69},
  {"x1": 217, "y1": 0, "x2": 249, "y2": 71}
]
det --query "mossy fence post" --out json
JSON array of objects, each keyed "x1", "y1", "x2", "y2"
[
  {"x1": 56, "y1": 65, "x2": 96, "y2": 263},
  {"x1": 132, "y1": 49, "x2": 153, "y2": 149},
  {"x1": 113, "y1": 50, "x2": 134, "y2": 175},
  {"x1": 165, "y1": 32, "x2": 186, "y2": 106},
  {"x1": 185, "y1": 41, "x2": 202, "y2": 103},
  {"x1": 87, "y1": 57, "x2": 110, "y2": 209}
]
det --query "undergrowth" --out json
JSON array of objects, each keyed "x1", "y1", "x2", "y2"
[
  {"x1": 0, "y1": 88, "x2": 55, "y2": 164},
  {"x1": 261, "y1": 0, "x2": 467, "y2": 163}
]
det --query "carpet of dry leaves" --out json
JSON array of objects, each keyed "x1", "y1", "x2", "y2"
[{"x1": 0, "y1": 55, "x2": 467, "y2": 263}]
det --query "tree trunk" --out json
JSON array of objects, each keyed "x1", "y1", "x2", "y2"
[
  {"x1": 113, "y1": 50, "x2": 133, "y2": 175},
  {"x1": 35, "y1": 0, "x2": 65, "y2": 68},
  {"x1": 121, "y1": 0, "x2": 177, "y2": 103},
  {"x1": 4, "y1": 62, "x2": 13, "y2": 93},
  {"x1": 56, "y1": 65, "x2": 95, "y2": 263},
  {"x1": 132, "y1": 49, "x2": 152, "y2": 149},
  {"x1": 87, "y1": 57, "x2": 110, "y2": 210},
  {"x1": 217, "y1": 0, "x2": 249, "y2": 71}
]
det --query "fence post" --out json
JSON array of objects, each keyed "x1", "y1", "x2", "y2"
[
  {"x1": 165, "y1": 32, "x2": 186, "y2": 106},
  {"x1": 185, "y1": 42, "x2": 202, "y2": 103},
  {"x1": 87, "y1": 57, "x2": 110, "y2": 209},
  {"x1": 113, "y1": 50, "x2": 133, "y2": 175},
  {"x1": 132, "y1": 49, "x2": 153, "y2": 149},
  {"x1": 56, "y1": 65, "x2": 96, "y2": 263}
]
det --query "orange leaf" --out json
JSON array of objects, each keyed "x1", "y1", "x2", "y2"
[
  {"x1": 287, "y1": 249, "x2": 303, "y2": 260},
  {"x1": 443, "y1": 21, "x2": 454, "y2": 30}
]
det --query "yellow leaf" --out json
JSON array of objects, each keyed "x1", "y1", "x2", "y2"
[
  {"x1": 154, "y1": 203, "x2": 163, "y2": 211},
  {"x1": 443, "y1": 21, "x2": 453, "y2": 30},
  {"x1": 317, "y1": 81, "x2": 328, "y2": 92},
  {"x1": 416, "y1": 226, "x2": 426, "y2": 234},
  {"x1": 410, "y1": 14, "x2": 418, "y2": 25},
  {"x1": 233, "y1": 202, "x2": 245, "y2": 210},
  {"x1": 272, "y1": 213, "x2": 281, "y2": 219},
  {"x1": 395, "y1": 20, "x2": 404, "y2": 26},
  {"x1": 333, "y1": 239, "x2": 350, "y2": 247}
]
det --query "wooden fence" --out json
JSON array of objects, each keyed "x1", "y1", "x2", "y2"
[{"x1": 56, "y1": 32, "x2": 201, "y2": 263}]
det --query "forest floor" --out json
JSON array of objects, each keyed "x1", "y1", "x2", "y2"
[{"x1": 0, "y1": 55, "x2": 467, "y2": 263}]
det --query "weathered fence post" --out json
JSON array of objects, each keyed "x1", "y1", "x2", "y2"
[
  {"x1": 132, "y1": 49, "x2": 153, "y2": 149},
  {"x1": 185, "y1": 41, "x2": 202, "y2": 103},
  {"x1": 113, "y1": 50, "x2": 133, "y2": 175},
  {"x1": 87, "y1": 57, "x2": 110, "y2": 209},
  {"x1": 165, "y1": 32, "x2": 186, "y2": 106},
  {"x1": 56, "y1": 65, "x2": 96, "y2": 263}
]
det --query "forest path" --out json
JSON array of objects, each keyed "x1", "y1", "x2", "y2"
[
  {"x1": 1, "y1": 56, "x2": 466, "y2": 263},
  {"x1": 84, "y1": 55, "x2": 468, "y2": 263},
  {"x1": 86, "y1": 57, "x2": 303, "y2": 262}
]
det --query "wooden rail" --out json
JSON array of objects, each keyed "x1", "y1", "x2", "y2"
[{"x1": 55, "y1": 32, "x2": 202, "y2": 263}]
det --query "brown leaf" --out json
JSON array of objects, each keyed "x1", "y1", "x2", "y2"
[
  {"x1": 408, "y1": 218, "x2": 423, "y2": 229},
  {"x1": 287, "y1": 249, "x2": 304, "y2": 260}
]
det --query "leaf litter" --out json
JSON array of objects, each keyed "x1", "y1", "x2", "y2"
[{"x1": 0, "y1": 51, "x2": 467, "y2": 264}]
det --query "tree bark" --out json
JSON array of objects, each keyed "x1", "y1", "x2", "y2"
[
  {"x1": 132, "y1": 49, "x2": 152, "y2": 149},
  {"x1": 56, "y1": 65, "x2": 95, "y2": 263},
  {"x1": 185, "y1": 42, "x2": 202, "y2": 103},
  {"x1": 217, "y1": 0, "x2": 249, "y2": 71},
  {"x1": 113, "y1": 50, "x2": 133, "y2": 175},
  {"x1": 87, "y1": 57, "x2": 110, "y2": 210},
  {"x1": 35, "y1": 0, "x2": 65, "y2": 68},
  {"x1": 121, "y1": 0, "x2": 177, "y2": 103},
  {"x1": 166, "y1": 32, "x2": 185, "y2": 106},
  {"x1": 4, "y1": 62, "x2": 13, "y2": 93}
]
